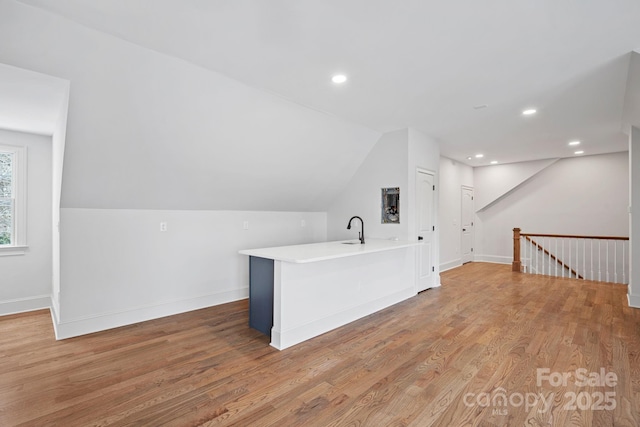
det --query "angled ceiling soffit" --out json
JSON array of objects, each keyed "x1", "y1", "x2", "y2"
[
  {"x1": 622, "y1": 50, "x2": 640, "y2": 134},
  {"x1": 475, "y1": 158, "x2": 560, "y2": 213}
]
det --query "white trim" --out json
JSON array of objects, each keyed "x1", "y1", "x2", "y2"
[
  {"x1": 474, "y1": 254, "x2": 512, "y2": 264},
  {"x1": 460, "y1": 185, "x2": 475, "y2": 264},
  {"x1": 53, "y1": 288, "x2": 248, "y2": 340},
  {"x1": 0, "y1": 294, "x2": 50, "y2": 316},
  {"x1": 0, "y1": 144, "x2": 27, "y2": 247},
  {"x1": 432, "y1": 272, "x2": 442, "y2": 291},
  {"x1": 50, "y1": 297, "x2": 61, "y2": 338},
  {"x1": 628, "y1": 292, "x2": 640, "y2": 309},
  {"x1": 440, "y1": 258, "x2": 463, "y2": 272},
  {"x1": 415, "y1": 168, "x2": 437, "y2": 292},
  {"x1": 0, "y1": 245, "x2": 28, "y2": 256}
]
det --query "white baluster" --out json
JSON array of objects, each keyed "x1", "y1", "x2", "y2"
[
  {"x1": 525, "y1": 237, "x2": 529, "y2": 273},
  {"x1": 541, "y1": 237, "x2": 544, "y2": 275},
  {"x1": 548, "y1": 237, "x2": 555, "y2": 276},
  {"x1": 590, "y1": 239, "x2": 593, "y2": 280},
  {"x1": 544, "y1": 237, "x2": 551, "y2": 276},
  {"x1": 528, "y1": 237, "x2": 531, "y2": 273},
  {"x1": 606, "y1": 240, "x2": 610, "y2": 282},
  {"x1": 569, "y1": 238, "x2": 572, "y2": 278},
  {"x1": 533, "y1": 237, "x2": 540, "y2": 274},
  {"x1": 520, "y1": 236, "x2": 527, "y2": 273},
  {"x1": 522, "y1": 237, "x2": 526, "y2": 273},
  {"x1": 537, "y1": 239, "x2": 544, "y2": 274},
  {"x1": 540, "y1": 237, "x2": 543, "y2": 275},
  {"x1": 553, "y1": 238, "x2": 558, "y2": 277},
  {"x1": 562, "y1": 237, "x2": 566, "y2": 279},
  {"x1": 545, "y1": 237, "x2": 549, "y2": 276},
  {"x1": 576, "y1": 238, "x2": 579, "y2": 279},
  {"x1": 580, "y1": 239, "x2": 587, "y2": 280},
  {"x1": 572, "y1": 238, "x2": 575, "y2": 278},
  {"x1": 598, "y1": 240, "x2": 602, "y2": 282},
  {"x1": 614, "y1": 240, "x2": 618, "y2": 283}
]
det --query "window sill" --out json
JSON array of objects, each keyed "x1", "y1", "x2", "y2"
[{"x1": 0, "y1": 245, "x2": 28, "y2": 257}]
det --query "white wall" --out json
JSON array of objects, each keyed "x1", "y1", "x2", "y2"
[
  {"x1": 0, "y1": 1, "x2": 382, "y2": 334},
  {"x1": 622, "y1": 52, "x2": 640, "y2": 135},
  {"x1": 407, "y1": 128, "x2": 441, "y2": 241},
  {"x1": 438, "y1": 156, "x2": 473, "y2": 271},
  {"x1": 474, "y1": 158, "x2": 558, "y2": 212},
  {"x1": 56, "y1": 209, "x2": 326, "y2": 338},
  {"x1": 407, "y1": 128, "x2": 441, "y2": 285},
  {"x1": 326, "y1": 128, "x2": 441, "y2": 243},
  {"x1": 327, "y1": 129, "x2": 409, "y2": 241},
  {"x1": 629, "y1": 127, "x2": 640, "y2": 307},
  {"x1": 475, "y1": 152, "x2": 629, "y2": 263},
  {"x1": 51, "y1": 86, "x2": 69, "y2": 321},
  {"x1": 326, "y1": 127, "x2": 441, "y2": 288},
  {"x1": 0, "y1": 129, "x2": 52, "y2": 314},
  {"x1": 0, "y1": 1, "x2": 379, "y2": 212}
]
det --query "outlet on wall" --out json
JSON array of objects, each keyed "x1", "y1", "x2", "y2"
[
  {"x1": 301, "y1": 219, "x2": 306, "y2": 227},
  {"x1": 243, "y1": 221, "x2": 249, "y2": 230},
  {"x1": 160, "y1": 222, "x2": 167, "y2": 232}
]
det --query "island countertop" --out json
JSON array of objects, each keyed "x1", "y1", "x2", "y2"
[{"x1": 239, "y1": 238, "x2": 421, "y2": 264}]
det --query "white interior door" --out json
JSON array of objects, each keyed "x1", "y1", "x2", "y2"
[
  {"x1": 461, "y1": 186, "x2": 474, "y2": 264},
  {"x1": 416, "y1": 170, "x2": 435, "y2": 291}
]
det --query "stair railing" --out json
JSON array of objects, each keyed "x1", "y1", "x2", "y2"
[{"x1": 512, "y1": 228, "x2": 629, "y2": 284}]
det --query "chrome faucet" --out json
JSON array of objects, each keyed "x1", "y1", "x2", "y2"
[{"x1": 347, "y1": 216, "x2": 365, "y2": 244}]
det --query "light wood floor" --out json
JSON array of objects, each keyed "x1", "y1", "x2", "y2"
[{"x1": 1, "y1": 263, "x2": 639, "y2": 426}]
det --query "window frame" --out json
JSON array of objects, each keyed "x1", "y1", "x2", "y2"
[{"x1": 0, "y1": 144, "x2": 27, "y2": 256}]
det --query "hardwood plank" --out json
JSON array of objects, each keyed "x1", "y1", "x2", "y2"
[{"x1": 1, "y1": 262, "x2": 639, "y2": 426}]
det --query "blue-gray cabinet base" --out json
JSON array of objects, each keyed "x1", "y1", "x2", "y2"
[{"x1": 249, "y1": 256, "x2": 274, "y2": 337}]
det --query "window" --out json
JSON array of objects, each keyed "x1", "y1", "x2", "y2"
[{"x1": 0, "y1": 144, "x2": 26, "y2": 254}]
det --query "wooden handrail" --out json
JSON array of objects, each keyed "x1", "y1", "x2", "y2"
[
  {"x1": 524, "y1": 236, "x2": 583, "y2": 279},
  {"x1": 513, "y1": 228, "x2": 630, "y2": 281},
  {"x1": 520, "y1": 233, "x2": 628, "y2": 241}
]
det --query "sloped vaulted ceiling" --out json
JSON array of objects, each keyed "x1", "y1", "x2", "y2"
[
  {"x1": 2, "y1": 0, "x2": 640, "y2": 211},
  {"x1": 0, "y1": 0, "x2": 380, "y2": 211},
  {"x1": 13, "y1": 0, "x2": 640, "y2": 166}
]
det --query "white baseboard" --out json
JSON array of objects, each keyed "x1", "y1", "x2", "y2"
[
  {"x1": 53, "y1": 288, "x2": 248, "y2": 340},
  {"x1": 440, "y1": 259, "x2": 462, "y2": 272},
  {"x1": 628, "y1": 292, "x2": 640, "y2": 309},
  {"x1": 440, "y1": 256, "x2": 512, "y2": 271},
  {"x1": 50, "y1": 295, "x2": 60, "y2": 323},
  {"x1": 474, "y1": 254, "x2": 512, "y2": 265},
  {"x1": 50, "y1": 299, "x2": 61, "y2": 338},
  {"x1": 0, "y1": 294, "x2": 51, "y2": 316}
]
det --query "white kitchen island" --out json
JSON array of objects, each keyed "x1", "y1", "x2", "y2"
[{"x1": 239, "y1": 239, "x2": 421, "y2": 350}]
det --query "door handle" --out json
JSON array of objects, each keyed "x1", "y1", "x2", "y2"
[
  {"x1": 418, "y1": 236, "x2": 423, "y2": 240},
  {"x1": 462, "y1": 228, "x2": 467, "y2": 232}
]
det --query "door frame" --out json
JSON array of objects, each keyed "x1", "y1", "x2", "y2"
[
  {"x1": 415, "y1": 167, "x2": 438, "y2": 292},
  {"x1": 461, "y1": 185, "x2": 474, "y2": 264}
]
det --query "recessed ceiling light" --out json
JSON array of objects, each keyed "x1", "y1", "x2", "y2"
[
  {"x1": 569, "y1": 140, "x2": 581, "y2": 146},
  {"x1": 574, "y1": 150, "x2": 584, "y2": 155},
  {"x1": 522, "y1": 109, "x2": 537, "y2": 116},
  {"x1": 331, "y1": 74, "x2": 347, "y2": 84},
  {"x1": 467, "y1": 156, "x2": 472, "y2": 160},
  {"x1": 490, "y1": 160, "x2": 498, "y2": 164},
  {"x1": 475, "y1": 154, "x2": 484, "y2": 158}
]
